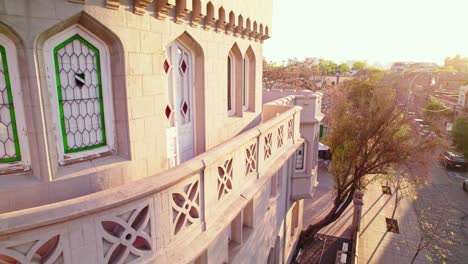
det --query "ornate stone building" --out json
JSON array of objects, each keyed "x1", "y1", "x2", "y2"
[{"x1": 0, "y1": 1, "x2": 322, "y2": 263}]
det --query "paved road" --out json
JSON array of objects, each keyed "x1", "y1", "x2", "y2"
[
  {"x1": 302, "y1": 161, "x2": 468, "y2": 263},
  {"x1": 414, "y1": 162, "x2": 468, "y2": 263}
]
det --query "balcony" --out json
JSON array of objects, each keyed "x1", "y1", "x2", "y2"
[
  {"x1": 264, "y1": 91, "x2": 324, "y2": 200},
  {"x1": 0, "y1": 98, "x2": 305, "y2": 264}
]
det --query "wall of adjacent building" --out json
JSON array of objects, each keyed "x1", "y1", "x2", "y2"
[
  {"x1": 197, "y1": 157, "x2": 303, "y2": 264},
  {"x1": 263, "y1": 89, "x2": 324, "y2": 188}
]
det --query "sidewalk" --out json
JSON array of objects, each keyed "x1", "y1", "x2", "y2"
[
  {"x1": 357, "y1": 181, "x2": 428, "y2": 264},
  {"x1": 302, "y1": 166, "x2": 430, "y2": 263},
  {"x1": 302, "y1": 164, "x2": 354, "y2": 239}
]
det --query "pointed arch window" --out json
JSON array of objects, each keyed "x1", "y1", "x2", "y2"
[
  {"x1": 44, "y1": 26, "x2": 115, "y2": 163},
  {"x1": 243, "y1": 57, "x2": 248, "y2": 110},
  {"x1": 0, "y1": 34, "x2": 29, "y2": 170},
  {"x1": 227, "y1": 44, "x2": 242, "y2": 116},
  {"x1": 243, "y1": 47, "x2": 256, "y2": 112},
  {"x1": 227, "y1": 52, "x2": 235, "y2": 115}
]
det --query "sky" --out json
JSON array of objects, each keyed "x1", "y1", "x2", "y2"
[{"x1": 264, "y1": 0, "x2": 468, "y2": 67}]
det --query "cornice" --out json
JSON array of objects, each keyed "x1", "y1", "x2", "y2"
[{"x1": 70, "y1": 0, "x2": 271, "y2": 43}]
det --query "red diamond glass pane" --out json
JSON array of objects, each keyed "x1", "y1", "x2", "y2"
[
  {"x1": 181, "y1": 60, "x2": 187, "y2": 73},
  {"x1": 165, "y1": 105, "x2": 172, "y2": 119},
  {"x1": 182, "y1": 101, "x2": 188, "y2": 114},
  {"x1": 163, "y1": 60, "x2": 170, "y2": 74}
]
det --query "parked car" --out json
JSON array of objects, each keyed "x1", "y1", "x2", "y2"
[
  {"x1": 442, "y1": 151, "x2": 467, "y2": 171},
  {"x1": 463, "y1": 179, "x2": 468, "y2": 192}
]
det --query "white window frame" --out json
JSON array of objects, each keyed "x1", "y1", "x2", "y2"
[
  {"x1": 227, "y1": 52, "x2": 236, "y2": 116},
  {"x1": 242, "y1": 57, "x2": 249, "y2": 111},
  {"x1": 43, "y1": 25, "x2": 115, "y2": 165},
  {"x1": 0, "y1": 34, "x2": 30, "y2": 171},
  {"x1": 295, "y1": 143, "x2": 306, "y2": 172}
]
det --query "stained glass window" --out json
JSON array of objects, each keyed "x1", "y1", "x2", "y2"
[
  {"x1": 53, "y1": 34, "x2": 106, "y2": 153},
  {"x1": 0, "y1": 45, "x2": 21, "y2": 162}
]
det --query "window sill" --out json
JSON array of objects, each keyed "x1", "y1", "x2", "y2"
[
  {"x1": 0, "y1": 162, "x2": 31, "y2": 176},
  {"x1": 227, "y1": 113, "x2": 243, "y2": 119},
  {"x1": 59, "y1": 145, "x2": 113, "y2": 166},
  {"x1": 59, "y1": 150, "x2": 113, "y2": 167},
  {"x1": 243, "y1": 109, "x2": 255, "y2": 114},
  {"x1": 55, "y1": 154, "x2": 129, "y2": 180}
]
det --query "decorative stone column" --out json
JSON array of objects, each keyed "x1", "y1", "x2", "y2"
[{"x1": 351, "y1": 190, "x2": 364, "y2": 233}]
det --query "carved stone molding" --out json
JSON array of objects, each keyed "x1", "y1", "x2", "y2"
[
  {"x1": 171, "y1": 178, "x2": 201, "y2": 235},
  {"x1": 215, "y1": 19, "x2": 227, "y2": 33},
  {"x1": 245, "y1": 142, "x2": 257, "y2": 176},
  {"x1": 191, "y1": 12, "x2": 204, "y2": 27},
  {"x1": 217, "y1": 158, "x2": 233, "y2": 200},
  {"x1": 225, "y1": 23, "x2": 234, "y2": 36},
  {"x1": 248, "y1": 31, "x2": 256, "y2": 41},
  {"x1": 89, "y1": 0, "x2": 271, "y2": 42},
  {"x1": 98, "y1": 203, "x2": 154, "y2": 263},
  {"x1": 261, "y1": 35, "x2": 270, "y2": 42},
  {"x1": 156, "y1": 0, "x2": 175, "y2": 20},
  {"x1": 277, "y1": 125, "x2": 284, "y2": 148},
  {"x1": 191, "y1": 0, "x2": 204, "y2": 27},
  {"x1": 176, "y1": 7, "x2": 191, "y2": 24},
  {"x1": 105, "y1": 0, "x2": 119, "y2": 9},
  {"x1": 204, "y1": 16, "x2": 216, "y2": 30},
  {"x1": 0, "y1": 233, "x2": 69, "y2": 263},
  {"x1": 242, "y1": 28, "x2": 251, "y2": 39},
  {"x1": 264, "y1": 132, "x2": 272, "y2": 160},
  {"x1": 134, "y1": 0, "x2": 153, "y2": 15},
  {"x1": 234, "y1": 25, "x2": 243, "y2": 37}
]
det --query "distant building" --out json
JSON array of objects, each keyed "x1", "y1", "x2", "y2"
[
  {"x1": 391, "y1": 62, "x2": 439, "y2": 72},
  {"x1": 304, "y1": 57, "x2": 320, "y2": 66},
  {"x1": 456, "y1": 85, "x2": 468, "y2": 116}
]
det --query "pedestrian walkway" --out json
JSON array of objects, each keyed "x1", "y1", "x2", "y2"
[
  {"x1": 302, "y1": 166, "x2": 430, "y2": 263},
  {"x1": 357, "y1": 181, "x2": 428, "y2": 264},
  {"x1": 302, "y1": 165, "x2": 354, "y2": 239}
]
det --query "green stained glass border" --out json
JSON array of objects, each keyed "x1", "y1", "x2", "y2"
[
  {"x1": 53, "y1": 34, "x2": 107, "y2": 154},
  {"x1": 0, "y1": 45, "x2": 21, "y2": 163}
]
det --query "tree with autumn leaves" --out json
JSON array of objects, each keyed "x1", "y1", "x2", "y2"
[{"x1": 299, "y1": 76, "x2": 438, "y2": 246}]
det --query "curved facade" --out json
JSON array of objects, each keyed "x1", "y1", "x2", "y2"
[{"x1": 0, "y1": 1, "x2": 322, "y2": 263}]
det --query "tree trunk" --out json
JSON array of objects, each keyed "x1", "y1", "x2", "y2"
[{"x1": 300, "y1": 185, "x2": 357, "y2": 247}]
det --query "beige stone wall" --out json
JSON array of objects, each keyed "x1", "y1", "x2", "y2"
[
  {"x1": 0, "y1": 101, "x2": 307, "y2": 264},
  {"x1": 0, "y1": 0, "x2": 270, "y2": 213}
]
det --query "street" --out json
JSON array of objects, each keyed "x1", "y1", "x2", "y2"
[
  {"x1": 301, "y1": 160, "x2": 468, "y2": 263},
  {"x1": 414, "y1": 162, "x2": 468, "y2": 263}
]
